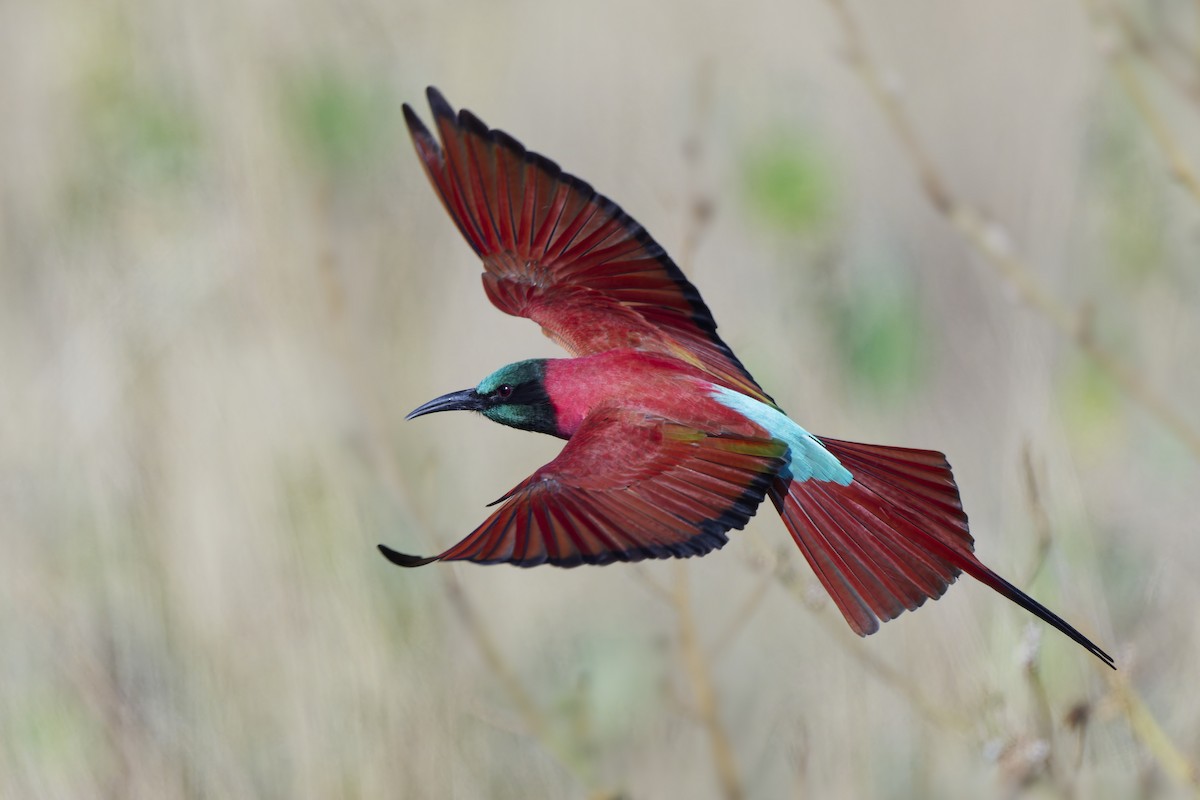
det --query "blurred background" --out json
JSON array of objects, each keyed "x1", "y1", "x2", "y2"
[{"x1": 4, "y1": 0, "x2": 1200, "y2": 797}]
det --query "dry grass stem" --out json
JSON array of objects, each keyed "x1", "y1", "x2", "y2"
[
  {"x1": 771, "y1": 562, "x2": 974, "y2": 732},
  {"x1": 1107, "y1": 47, "x2": 1200, "y2": 203},
  {"x1": 1107, "y1": 4, "x2": 1200, "y2": 108},
  {"x1": 1082, "y1": 0, "x2": 1200, "y2": 201},
  {"x1": 9, "y1": 5, "x2": 1192, "y2": 794},
  {"x1": 1019, "y1": 446, "x2": 1053, "y2": 588},
  {"x1": 825, "y1": 0, "x2": 1200, "y2": 462},
  {"x1": 630, "y1": 566, "x2": 674, "y2": 605},
  {"x1": 1024, "y1": 655, "x2": 1076, "y2": 799},
  {"x1": 1107, "y1": 672, "x2": 1200, "y2": 791},
  {"x1": 672, "y1": 563, "x2": 746, "y2": 800},
  {"x1": 319, "y1": 228, "x2": 607, "y2": 793},
  {"x1": 825, "y1": 4, "x2": 1198, "y2": 787},
  {"x1": 707, "y1": 569, "x2": 774, "y2": 661}
]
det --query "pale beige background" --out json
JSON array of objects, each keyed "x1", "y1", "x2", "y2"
[{"x1": 3, "y1": 0, "x2": 1199, "y2": 797}]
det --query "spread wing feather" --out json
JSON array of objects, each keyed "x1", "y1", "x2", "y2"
[
  {"x1": 771, "y1": 438, "x2": 1113, "y2": 667},
  {"x1": 395, "y1": 88, "x2": 1115, "y2": 669},
  {"x1": 404, "y1": 87, "x2": 772, "y2": 403},
  {"x1": 380, "y1": 410, "x2": 788, "y2": 568}
]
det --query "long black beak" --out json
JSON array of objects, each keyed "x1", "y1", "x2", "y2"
[{"x1": 405, "y1": 388, "x2": 484, "y2": 420}]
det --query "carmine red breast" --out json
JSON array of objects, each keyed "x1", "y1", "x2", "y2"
[{"x1": 543, "y1": 349, "x2": 764, "y2": 438}]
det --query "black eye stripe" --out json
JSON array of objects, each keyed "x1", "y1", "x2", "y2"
[{"x1": 488, "y1": 381, "x2": 549, "y2": 406}]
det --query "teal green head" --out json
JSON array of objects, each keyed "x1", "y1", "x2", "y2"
[{"x1": 406, "y1": 358, "x2": 559, "y2": 437}]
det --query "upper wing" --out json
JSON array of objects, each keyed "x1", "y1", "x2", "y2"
[
  {"x1": 404, "y1": 87, "x2": 773, "y2": 403},
  {"x1": 380, "y1": 409, "x2": 788, "y2": 567}
]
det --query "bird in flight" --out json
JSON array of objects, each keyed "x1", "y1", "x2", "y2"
[{"x1": 383, "y1": 87, "x2": 1113, "y2": 669}]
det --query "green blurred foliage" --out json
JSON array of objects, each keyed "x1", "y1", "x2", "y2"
[
  {"x1": 1078, "y1": 517, "x2": 1149, "y2": 633},
  {"x1": 7, "y1": 684, "x2": 102, "y2": 785},
  {"x1": 6, "y1": 2, "x2": 1198, "y2": 797},
  {"x1": 1058, "y1": 355, "x2": 1121, "y2": 454},
  {"x1": 573, "y1": 632, "x2": 659, "y2": 743},
  {"x1": 281, "y1": 65, "x2": 395, "y2": 179},
  {"x1": 829, "y1": 268, "x2": 927, "y2": 404},
  {"x1": 86, "y1": 76, "x2": 202, "y2": 183},
  {"x1": 741, "y1": 129, "x2": 838, "y2": 236},
  {"x1": 1089, "y1": 103, "x2": 1168, "y2": 284},
  {"x1": 66, "y1": 42, "x2": 203, "y2": 222}
]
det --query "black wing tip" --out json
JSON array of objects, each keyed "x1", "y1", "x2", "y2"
[
  {"x1": 561, "y1": 172, "x2": 595, "y2": 199},
  {"x1": 419, "y1": 89, "x2": 512, "y2": 162},
  {"x1": 492, "y1": 129, "x2": 527, "y2": 158},
  {"x1": 418, "y1": 90, "x2": 559, "y2": 186},
  {"x1": 458, "y1": 108, "x2": 491, "y2": 139},
  {"x1": 425, "y1": 86, "x2": 454, "y2": 119},
  {"x1": 403, "y1": 103, "x2": 433, "y2": 141},
  {"x1": 409, "y1": 85, "x2": 769, "y2": 402},
  {"x1": 594, "y1": 194, "x2": 622, "y2": 217},
  {"x1": 378, "y1": 544, "x2": 439, "y2": 568},
  {"x1": 426, "y1": 88, "x2": 494, "y2": 144},
  {"x1": 527, "y1": 151, "x2": 562, "y2": 178},
  {"x1": 501, "y1": 536, "x2": 725, "y2": 567}
]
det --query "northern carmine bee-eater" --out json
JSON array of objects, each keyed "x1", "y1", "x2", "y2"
[{"x1": 383, "y1": 88, "x2": 1114, "y2": 669}]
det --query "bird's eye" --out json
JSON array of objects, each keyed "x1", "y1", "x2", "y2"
[{"x1": 495, "y1": 384, "x2": 514, "y2": 400}]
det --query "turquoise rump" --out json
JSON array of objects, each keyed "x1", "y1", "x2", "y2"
[{"x1": 384, "y1": 87, "x2": 1114, "y2": 669}]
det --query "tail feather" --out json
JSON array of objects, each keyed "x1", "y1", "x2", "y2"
[{"x1": 773, "y1": 437, "x2": 1114, "y2": 669}]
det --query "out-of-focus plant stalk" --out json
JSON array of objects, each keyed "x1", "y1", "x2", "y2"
[
  {"x1": 1019, "y1": 447, "x2": 1053, "y2": 588},
  {"x1": 1105, "y1": 4, "x2": 1200, "y2": 109},
  {"x1": 770, "y1": 558, "x2": 973, "y2": 731},
  {"x1": 706, "y1": 570, "x2": 773, "y2": 660},
  {"x1": 666, "y1": 70, "x2": 747, "y2": 800},
  {"x1": 825, "y1": 0, "x2": 1200, "y2": 464},
  {"x1": 1101, "y1": 25, "x2": 1200, "y2": 203},
  {"x1": 1107, "y1": 671, "x2": 1200, "y2": 790},
  {"x1": 672, "y1": 563, "x2": 746, "y2": 800},
  {"x1": 824, "y1": 1, "x2": 1200, "y2": 791},
  {"x1": 316, "y1": 200, "x2": 608, "y2": 795}
]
